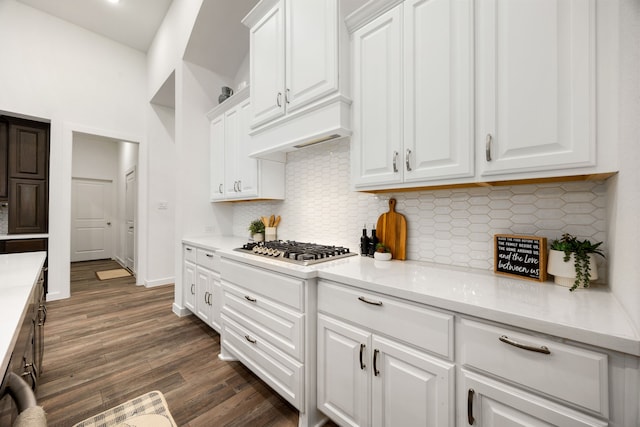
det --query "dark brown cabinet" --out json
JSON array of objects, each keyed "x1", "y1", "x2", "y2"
[
  {"x1": 8, "y1": 180, "x2": 48, "y2": 234},
  {"x1": 0, "y1": 115, "x2": 50, "y2": 234},
  {"x1": 8, "y1": 120, "x2": 48, "y2": 180}
]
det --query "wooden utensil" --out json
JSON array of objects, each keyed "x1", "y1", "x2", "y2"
[
  {"x1": 269, "y1": 214, "x2": 275, "y2": 227},
  {"x1": 261, "y1": 217, "x2": 269, "y2": 228},
  {"x1": 273, "y1": 216, "x2": 281, "y2": 227},
  {"x1": 376, "y1": 198, "x2": 407, "y2": 260}
]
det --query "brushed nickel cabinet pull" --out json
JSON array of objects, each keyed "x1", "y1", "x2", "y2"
[
  {"x1": 191, "y1": 283, "x2": 195, "y2": 295},
  {"x1": 244, "y1": 295, "x2": 257, "y2": 303},
  {"x1": 467, "y1": 388, "x2": 475, "y2": 425},
  {"x1": 393, "y1": 151, "x2": 398, "y2": 173},
  {"x1": 373, "y1": 349, "x2": 380, "y2": 376},
  {"x1": 277, "y1": 92, "x2": 282, "y2": 107},
  {"x1": 358, "y1": 296, "x2": 383, "y2": 306},
  {"x1": 485, "y1": 134, "x2": 492, "y2": 161},
  {"x1": 359, "y1": 344, "x2": 366, "y2": 370},
  {"x1": 185, "y1": 247, "x2": 192, "y2": 251},
  {"x1": 405, "y1": 148, "x2": 412, "y2": 171},
  {"x1": 219, "y1": 183, "x2": 223, "y2": 194},
  {"x1": 245, "y1": 335, "x2": 257, "y2": 344},
  {"x1": 499, "y1": 335, "x2": 551, "y2": 354},
  {"x1": 206, "y1": 253, "x2": 213, "y2": 258},
  {"x1": 237, "y1": 180, "x2": 242, "y2": 192},
  {"x1": 285, "y1": 88, "x2": 290, "y2": 104}
]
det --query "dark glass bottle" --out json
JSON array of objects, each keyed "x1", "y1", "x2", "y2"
[
  {"x1": 368, "y1": 229, "x2": 378, "y2": 257},
  {"x1": 360, "y1": 225, "x2": 369, "y2": 256}
]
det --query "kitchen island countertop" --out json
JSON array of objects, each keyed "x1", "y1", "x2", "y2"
[
  {"x1": 0, "y1": 251, "x2": 47, "y2": 380},
  {"x1": 183, "y1": 235, "x2": 640, "y2": 356}
]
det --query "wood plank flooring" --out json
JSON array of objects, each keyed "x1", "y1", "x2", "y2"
[{"x1": 36, "y1": 259, "x2": 302, "y2": 427}]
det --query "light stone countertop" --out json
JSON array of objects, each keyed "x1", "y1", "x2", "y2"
[
  {"x1": 0, "y1": 251, "x2": 47, "y2": 380},
  {"x1": 182, "y1": 235, "x2": 640, "y2": 356},
  {"x1": 0, "y1": 234, "x2": 48, "y2": 241}
]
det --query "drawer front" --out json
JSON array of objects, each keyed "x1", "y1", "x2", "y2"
[
  {"x1": 221, "y1": 258, "x2": 304, "y2": 311},
  {"x1": 318, "y1": 280, "x2": 453, "y2": 360},
  {"x1": 183, "y1": 244, "x2": 196, "y2": 262},
  {"x1": 459, "y1": 318, "x2": 609, "y2": 416},
  {"x1": 196, "y1": 248, "x2": 218, "y2": 271},
  {"x1": 222, "y1": 281, "x2": 304, "y2": 361},
  {"x1": 222, "y1": 315, "x2": 304, "y2": 410}
]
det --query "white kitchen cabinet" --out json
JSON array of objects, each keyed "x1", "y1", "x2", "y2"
[
  {"x1": 317, "y1": 281, "x2": 455, "y2": 427},
  {"x1": 181, "y1": 244, "x2": 222, "y2": 333},
  {"x1": 351, "y1": 0, "x2": 473, "y2": 189},
  {"x1": 247, "y1": 0, "x2": 338, "y2": 129},
  {"x1": 219, "y1": 256, "x2": 325, "y2": 427},
  {"x1": 183, "y1": 246, "x2": 196, "y2": 312},
  {"x1": 207, "y1": 88, "x2": 285, "y2": 202},
  {"x1": 461, "y1": 370, "x2": 607, "y2": 427},
  {"x1": 476, "y1": 0, "x2": 596, "y2": 176},
  {"x1": 195, "y1": 266, "x2": 213, "y2": 324}
]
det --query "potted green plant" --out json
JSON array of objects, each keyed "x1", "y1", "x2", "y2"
[
  {"x1": 374, "y1": 243, "x2": 392, "y2": 261},
  {"x1": 248, "y1": 219, "x2": 265, "y2": 242},
  {"x1": 547, "y1": 233, "x2": 605, "y2": 291}
]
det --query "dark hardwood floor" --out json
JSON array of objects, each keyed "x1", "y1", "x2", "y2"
[{"x1": 37, "y1": 259, "x2": 301, "y2": 427}]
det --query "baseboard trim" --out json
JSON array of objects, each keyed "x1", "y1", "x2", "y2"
[
  {"x1": 172, "y1": 303, "x2": 191, "y2": 317},
  {"x1": 145, "y1": 276, "x2": 174, "y2": 287}
]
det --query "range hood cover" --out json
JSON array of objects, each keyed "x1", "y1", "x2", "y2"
[{"x1": 248, "y1": 95, "x2": 352, "y2": 161}]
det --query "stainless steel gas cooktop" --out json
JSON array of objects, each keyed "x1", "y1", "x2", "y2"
[{"x1": 234, "y1": 240, "x2": 356, "y2": 266}]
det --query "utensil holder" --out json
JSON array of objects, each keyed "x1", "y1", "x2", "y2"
[{"x1": 265, "y1": 227, "x2": 277, "y2": 242}]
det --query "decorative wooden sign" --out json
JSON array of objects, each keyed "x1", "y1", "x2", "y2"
[{"x1": 494, "y1": 234, "x2": 547, "y2": 282}]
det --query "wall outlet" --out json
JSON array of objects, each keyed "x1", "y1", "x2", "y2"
[{"x1": 158, "y1": 201, "x2": 168, "y2": 210}]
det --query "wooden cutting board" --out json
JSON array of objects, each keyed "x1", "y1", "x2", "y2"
[{"x1": 376, "y1": 198, "x2": 407, "y2": 260}]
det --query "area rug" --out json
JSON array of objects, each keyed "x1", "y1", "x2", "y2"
[
  {"x1": 95, "y1": 268, "x2": 132, "y2": 281},
  {"x1": 72, "y1": 390, "x2": 177, "y2": 427}
]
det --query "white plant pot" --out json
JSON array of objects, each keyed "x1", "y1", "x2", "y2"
[
  {"x1": 547, "y1": 249, "x2": 598, "y2": 287},
  {"x1": 374, "y1": 252, "x2": 392, "y2": 261},
  {"x1": 252, "y1": 233, "x2": 264, "y2": 243}
]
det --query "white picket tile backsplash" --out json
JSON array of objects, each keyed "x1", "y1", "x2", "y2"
[{"x1": 232, "y1": 139, "x2": 607, "y2": 277}]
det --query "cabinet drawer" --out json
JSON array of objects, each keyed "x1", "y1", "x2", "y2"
[
  {"x1": 459, "y1": 318, "x2": 608, "y2": 416},
  {"x1": 222, "y1": 315, "x2": 303, "y2": 410},
  {"x1": 318, "y1": 280, "x2": 453, "y2": 359},
  {"x1": 221, "y1": 258, "x2": 304, "y2": 311},
  {"x1": 222, "y1": 281, "x2": 304, "y2": 361},
  {"x1": 196, "y1": 248, "x2": 219, "y2": 271},
  {"x1": 183, "y1": 244, "x2": 196, "y2": 263}
]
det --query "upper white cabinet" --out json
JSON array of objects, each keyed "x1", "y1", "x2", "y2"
[
  {"x1": 351, "y1": 0, "x2": 474, "y2": 189},
  {"x1": 207, "y1": 87, "x2": 285, "y2": 202},
  {"x1": 477, "y1": 0, "x2": 596, "y2": 176},
  {"x1": 242, "y1": 0, "x2": 351, "y2": 158},
  {"x1": 350, "y1": 0, "x2": 602, "y2": 191},
  {"x1": 249, "y1": 0, "x2": 338, "y2": 128}
]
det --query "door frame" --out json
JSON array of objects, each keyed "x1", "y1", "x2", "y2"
[{"x1": 124, "y1": 166, "x2": 137, "y2": 274}]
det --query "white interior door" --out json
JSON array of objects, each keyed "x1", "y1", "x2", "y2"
[
  {"x1": 71, "y1": 178, "x2": 114, "y2": 262},
  {"x1": 125, "y1": 168, "x2": 136, "y2": 272}
]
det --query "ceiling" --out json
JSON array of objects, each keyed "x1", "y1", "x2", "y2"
[{"x1": 16, "y1": 0, "x2": 172, "y2": 52}]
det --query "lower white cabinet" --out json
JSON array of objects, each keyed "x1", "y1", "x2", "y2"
[
  {"x1": 182, "y1": 243, "x2": 222, "y2": 333},
  {"x1": 317, "y1": 281, "x2": 455, "y2": 427},
  {"x1": 461, "y1": 370, "x2": 606, "y2": 427},
  {"x1": 219, "y1": 257, "x2": 325, "y2": 427}
]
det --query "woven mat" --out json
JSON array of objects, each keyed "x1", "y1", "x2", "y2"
[
  {"x1": 72, "y1": 391, "x2": 176, "y2": 427},
  {"x1": 95, "y1": 269, "x2": 132, "y2": 280}
]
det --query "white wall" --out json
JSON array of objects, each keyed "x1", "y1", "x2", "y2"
[
  {"x1": 607, "y1": 0, "x2": 640, "y2": 327},
  {"x1": 147, "y1": 0, "x2": 204, "y2": 100},
  {"x1": 0, "y1": 0, "x2": 147, "y2": 300},
  {"x1": 72, "y1": 135, "x2": 119, "y2": 181}
]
